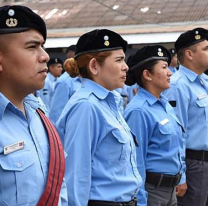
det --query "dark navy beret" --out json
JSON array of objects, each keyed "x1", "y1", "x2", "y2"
[
  {"x1": 126, "y1": 45, "x2": 171, "y2": 86},
  {"x1": 169, "y1": 48, "x2": 176, "y2": 56},
  {"x1": 75, "y1": 29, "x2": 127, "y2": 58},
  {"x1": 0, "y1": 5, "x2": 46, "y2": 40},
  {"x1": 127, "y1": 45, "x2": 171, "y2": 72},
  {"x1": 175, "y1": 27, "x2": 208, "y2": 52},
  {"x1": 66, "y1": 45, "x2": 76, "y2": 53},
  {"x1": 47, "y1": 58, "x2": 63, "y2": 67}
]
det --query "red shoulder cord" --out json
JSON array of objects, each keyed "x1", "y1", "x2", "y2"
[{"x1": 36, "y1": 109, "x2": 65, "y2": 206}]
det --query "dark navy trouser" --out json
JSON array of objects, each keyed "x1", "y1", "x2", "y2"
[
  {"x1": 177, "y1": 159, "x2": 208, "y2": 206},
  {"x1": 145, "y1": 183, "x2": 177, "y2": 206}
]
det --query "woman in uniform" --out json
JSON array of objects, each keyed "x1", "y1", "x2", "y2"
[
  {"x1": 56, "y1": 29, "x2": 142, "y2": 206},
  {"x1": 124, "y1": 45, "x2": 187, "y2": 206}
]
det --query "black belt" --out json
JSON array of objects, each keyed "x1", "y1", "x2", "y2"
[
  {"x1": 146, "y1": 172, "x2": 181, "y2": 187},
  {"x1": 88, "y1": 198, "x2": 137, "y2": 206},
  {"x1": 186, "y1": 149, "x2": 208, "y2": 161},
  {"x1": 121, "y1": 94, "x2": 128, "y2": 98}
]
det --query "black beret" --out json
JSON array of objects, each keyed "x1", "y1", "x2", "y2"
[
  {"x1": 0, "y1": 5, "x2": 46, "y2": 40},
  {"x1": 66, "y1": 45, "x2": 76, "y2": 53},
  {"x1": 169, "y1": 48, "x2": 176, "y2": 57},
  {"x1": 126, "y1": 45, "x2": 171, "y2": 86},
  {"x1": 75, "y1": 29, "x2": 127, "y2": 59},
  {"x1": 127, "y1": 45, "x2": 171, "y2": 72},
  {"x1": 175, "y1": 27, "x2": 208, "y2": 52},
  {"x1": 48, "y1": 58, "x2": 63, "y2": 67}
]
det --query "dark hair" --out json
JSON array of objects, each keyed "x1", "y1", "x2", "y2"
[
  {"x1": 177, "y1": 44, "x2": 197, "y2": 64},
  {"x1": 0, "y1": 33, "x2": 15, "y2": 53},
  {"x1": 126, "y1": 60, "x2": 159, "y2": 87}
]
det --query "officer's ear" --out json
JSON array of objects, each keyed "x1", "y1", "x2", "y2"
[
  {"x1": 185, "y1": 48, "x2": 194, "y2": 61},
  {"x1": 88, "y1": 58, "x2": 98, "y2": 76},
  {"x1": 143, "y1": 69, "x2": 152, "y2": 81}
]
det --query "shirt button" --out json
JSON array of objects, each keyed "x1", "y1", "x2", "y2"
[{"x1": 16, "y1": 162, "x2": 22, "y2": 168}]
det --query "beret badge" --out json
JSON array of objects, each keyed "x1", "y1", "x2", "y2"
[
  {"x1": 6, "y1": 9, "x2": 18, "y2": 27},
  {"x1": 157, "y1": 48, "x2": 164, "y2": 57},
  {"x1": 104, "y1": 35, "x2": 110, "y2": 47},
  {"x1": 195, "y1": 31, "x2": 201, "y2": 40},
  {"x1": 6, "y1": 18, "x2": 18, "y2": 27}
]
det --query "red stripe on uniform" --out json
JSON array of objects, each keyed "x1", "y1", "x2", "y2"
[{"x1": 36, "y1": 109, "x2": 65, "y2": 206}]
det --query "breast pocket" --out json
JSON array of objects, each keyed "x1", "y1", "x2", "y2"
[
  {"x1": 196, "y1": 98, "x2": 208, "y2": 123},
  {"x1": 0, "y1": 150, "x2": 38, "y2": 206},
  {"x1": 158, "y1": 123, "x2": 172, "y2": 135},
  {"x1": 158, "y1": 122, "x2": 179, "y2": 148},
  {"x1": 107, "y1": 129, "x2": 131, "y2": 162}
]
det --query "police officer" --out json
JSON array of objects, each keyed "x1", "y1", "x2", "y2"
[
  {"x1": 0, "y1": 5, "x2": 67, "y2": 206},
  {"x1": 56, "y1": 29, "x2": 141, "y2": 206},
  {"x1": 49, "y1": 45, "x2": 82, "y2": 126},
  {"x1": 65, "y1": 44, "x2": 76, "y2": 59},
  {"x1": 169, "y1": 48, "x2": 178, "y2": 73},
  {"x1": 39, "y1": 57, "x2": 63, "y2": 111},
  {"x1": 61, "y1": 44, "x2": 76, "y2": 75},
  {"x1": 124, "y1": 45, "x2": 186, "y2": 206},
  {"x1": 164, "y1": 27, "x2": 208, "y2": 206}
]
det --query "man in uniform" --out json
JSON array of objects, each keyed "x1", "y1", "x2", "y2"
[
  {"x1": 168, "y1": 48, "x2": 178, "y2": 73},
  {"x1": 0, "y1": 5, "x2": 67, "y2": 206},
  {"x1": 164, "y1": 27, "x2": 208, "y2": 206},
  {"x1": 66, "y1": 44, "x2": 76, "y2": 59},
  {"x1": 39, "y1": 57, "x2": 63, "y2": 112},
  {"x1": 49, "y1": 45, "x2": 82, "y2": 126}
]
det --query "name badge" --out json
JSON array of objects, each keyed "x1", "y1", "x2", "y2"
[
  {"x1": 160, "y1": 118, "x2": 169, "y2": 125},
  {"x1": 198, "y1": 93, "x2": 206, "y2": 100},
  {"x1": 4, "y1": 141, "x2": 24, "y2": 155}
]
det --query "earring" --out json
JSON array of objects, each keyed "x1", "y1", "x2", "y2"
[{"x1": 149, "y1": 78, "x2": 152, "y2": 81}]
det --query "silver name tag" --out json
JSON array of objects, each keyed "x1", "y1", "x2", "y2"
[{"x1": 4, "y1": 141, "x2": 24, "y2": 155}]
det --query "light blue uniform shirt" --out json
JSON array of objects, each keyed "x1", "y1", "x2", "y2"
[
  {"x1": 0, "y1": 93, "x2": 67, "y2": 206},
  {"x1": 39, "y1": 72, "x2": 57, "y2": 112},
  {"x1": 127, "y1": 84, "x2": 140, "y2": 102},
  {"x1": 56, "y1": 78, "x2": 142, "y2": 206},
  {"x1": 163, "y1": 65, "x2": 208, "y2": 150},
  {"x1": 111, "y1": 89, "x2": 124, "y2": 114},
  {"x1": 49, "y1": 73, "x2": 82, "y2": 125},
  {"x1": 124, "y1": 88, "x2": 185, "y2": 206},
  {"x1": 169, "y1": 66, "x2": 177, "y2": 73}
]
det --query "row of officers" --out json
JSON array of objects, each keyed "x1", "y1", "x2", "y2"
[{"x1": 0, "y1": 4, "x2": 208, "y2": 206}]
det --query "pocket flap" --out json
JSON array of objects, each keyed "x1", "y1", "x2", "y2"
[
  {"x1": 158, "y1": 124, "x2": 171, "y2": 135},
  {"x1": 0, "y1": 150, "x2": 34, "y2": 172},
  {"x1": 196, "y1": 98, "x2": 208, "y2": 108}
]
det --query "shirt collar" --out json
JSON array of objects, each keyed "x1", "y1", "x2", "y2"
[
  {"x1": 72, "y1": 76, "x2": 82, "y2": 83},
  {"x1": 179, "y1": 65, "x2": 198, "y2": 82},
  {"x1": 82, "y1": 78, "x2": 111, "y2": 100},
  {"x1": 24, "y1": 94, "x2": 41, "y2": 110},
  {"x1": 0, "y1": 93, "x2": 40, "y2": 120},
  {"x1": 200, "y1": 72, "x2": 208, "y2": 81},
  {"x1": 139, "y1": 87, "x2": 158, "y2": 105},
  {"x1": 48, "y1": 72, "x2": 57, "y2": 81},
  {"x1": 139, "y1": 87, "x2": 168, "y2": 107},
  {"x1": 0, "y1": 93, "x2": 10, "y2": 120}
]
